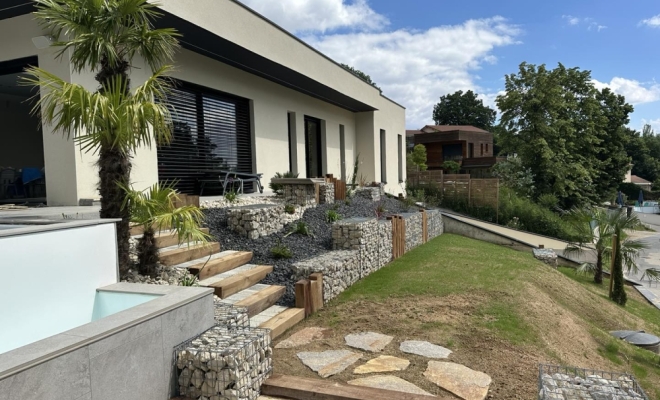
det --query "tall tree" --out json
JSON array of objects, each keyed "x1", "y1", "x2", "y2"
[
  {"x1": 627, "y1": 125, "x2": 660, "y2": 183},
  {"x1": 341, "y1": 64, "x2": 380, "y2": 91},
  {"x1": 432, "y1": 90, "x2": 496, "y2": 131},
  {"x1": 496, "y1": 62, "x2": 632, "y2": 208},
  {"x1": 28, "y1": 0, "x2": 179, "y2": 273}
]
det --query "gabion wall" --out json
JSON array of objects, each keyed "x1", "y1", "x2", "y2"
[
  {"x1": 427, "y1": 209, "x2": 444, "y2": 239},
  {"x1": 318, "y1": 183, "x2": 335, "y2": 204},
  {"x1": 290, "y1": 250, "x2": 360, "y2": 302},
  {"x1": 539, "y1": 364, "x2": 648, "y2": 400},
  {"x1": 214, "y1": 300, "x2": 250, "y2": 330},
  {"x1": 403, "y1": 212, "x2": 423, "y2": 253},
  {"x1": 176, "y1": 327, "x2": 273, "y2": 400},
  {"x1": 353, "y1": 186, "x2": 383, "y2": 202},
  {"x1": 227, "y1": 204, "x2": 302, "y2": 239},
  {"x1": 283, "y1": 184, "x2": 316, "y2": 206}
]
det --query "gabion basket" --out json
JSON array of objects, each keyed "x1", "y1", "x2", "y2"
[
  {"x1": 214, "y1": 300, "x2": 250, "y2": 330},
  {"x1": 175, "y1": 326, "x2": 273, "y2": 400},
  {"x1": 539, "y1": 364, "x2": 648, "y2": 400}
]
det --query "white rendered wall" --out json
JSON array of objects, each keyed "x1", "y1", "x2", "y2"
[{"x1": 0, "y1": 223, "x2": 118, "y2": 354}]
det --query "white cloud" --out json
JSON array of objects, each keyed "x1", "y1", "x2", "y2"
[
  {"x1": 240, "y1": 0, "x2": 389, "y2": 33},
  {"x1": 592, "y1": 77, "x2": 660, "y2": 105},
  {"x1": 562, "y1": 15, "x2": 606, "y2": 32},
  {"x1": 302, "y1": 17, "x2": 520, "y2": 128},
  {"x1": 640, "y1": 14, "x2": 660, "y2": 28}
]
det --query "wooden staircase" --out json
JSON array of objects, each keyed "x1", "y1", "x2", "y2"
[{"x1": 135, "y1": 229, "x2": 305, "y2": 339}]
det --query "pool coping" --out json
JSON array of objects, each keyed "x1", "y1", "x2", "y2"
[
  {"x1": 0, "y1": 218, "x2": 121, "y2": 238},
  {"x1": 0, "y1": 283, "x2": 213, "y2": 380}
]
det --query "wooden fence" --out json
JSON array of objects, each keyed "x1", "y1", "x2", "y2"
[
  {"x1": 390, "y1": 215, "x2": 405, "y2": 259},
  {"x1": 407, "y1": 170, "x2": 499, "y2": 215}
]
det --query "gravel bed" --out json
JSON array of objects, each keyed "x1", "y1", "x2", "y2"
[{"x1": 204, "y1": 195, "x2": 417, "y2": 306}]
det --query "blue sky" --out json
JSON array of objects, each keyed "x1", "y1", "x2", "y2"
[{"x1": 242, "y1": 0, "x2": 660, "y2": 130}]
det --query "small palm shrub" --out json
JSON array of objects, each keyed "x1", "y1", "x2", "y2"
[
  {"x1": 122, "y1": 182, "x2": 210, "y2": 277},
  {"x1": 285, "y1": 221, "x2": 314, "y2": 237},
  {"x1": 178, "y1": 272, "x2": 198, "y2": 286},
  {"x1": 326, "y1": 209, "x2": 341, "y2": 222},
  {"x1": 270, "y1": 171, "x2": 299, "y2": 195},
  {"x1": 271, "y1": 241, "x2": 293, "y2": 259},
  {"x1": 224, "y1": 189, "x2": 238, "y2": 203},
  {"x1": 284, "y1": 204, "x2": 296, "y2": 214}
]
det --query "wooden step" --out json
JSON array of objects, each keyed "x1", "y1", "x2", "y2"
[
  {"x1": 202, "y1": 265, "x2": 273, "y2": 298},
  {"x1": 187, "y1": 251, "x2": 253, "y2": 280},
  {"x1": 158, "y1": 242, "x2": 220, "y2": 266},
  {"x1": 258, "y1": 308, "x2": 305, "y2": 340},
  {"x1": 262, "y1": 374, "x2": 436, "y2": 400},
  {"x1": 153, "y1": 228, "x2": 210, "y2": 249},
  {"x1": 235, "y1": 285, "x2": 286, "y2": 317}
]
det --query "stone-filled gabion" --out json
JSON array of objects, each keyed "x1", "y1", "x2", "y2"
[
  {"x1": 318, "y1": 183, "x2": 335, "y2": 204},
  {"x1": 533, "y1": 248, "x2": 558, "y2": 268},
  {"x1": 214, "y1": 299, "x2": 250, "y2": 330},
  {"x1": 427, "y1": 209, "x2": 443, "y2": 239},
  {"x1": 283, "y1": 184, "x2": 317, "y2": 206},
  {"x1": 176, "y1": 327, "x2": 273, "y2": 400},
  {"x1": 227, "y1": 204, "x2": 303, "y2": 239},
  {"x1": 539, "y1": 365, "x2": 648, "y2": 400},
  {"x1": 353, "y1": 186, "x2": 383, "y2": 202},
  {"x1": 290, "y1": 250, "x2": 360, "y2": 302},
  {"x1": 403, "y1": 212, "x2": 423, "y2": 253}
]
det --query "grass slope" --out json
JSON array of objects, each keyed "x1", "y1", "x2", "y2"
[{"x1": 272, "y1": 234, "x2": 660, "y2": 399}]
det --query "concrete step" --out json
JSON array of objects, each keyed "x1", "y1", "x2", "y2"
[
  {"x1": 158, "y1": 242, "x2": 220, "y2": 266},
  {"x1": 223, "y1": 284, "x2": 286, "y2": 317},
  {"x1": 198, "y1": 264, "x2": 273, "y2": 299},
  {"x1": 257, "y1": 307, "x2": 305, "y2": 340}
]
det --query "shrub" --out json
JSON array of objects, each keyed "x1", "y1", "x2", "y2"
[
  {"x1": 618, "y1": 182, "x2": 656, "y2": 201},
  {"x1": 285, "y1": 221, "x2": 314, "y2": 237},
  {"x1": 537, "y1": 193, "x2": 559, "y2": 210},
  {"x1": 326, "y1": 209, "x2": 342, "y2": 222},
  {"x1": 224, "y1": 189, "x2": 238, "y2": 203},
  {"x1": 284, "y1": 204, "x2": 296, "y2": 214},
  {"x1": 441, "y1": 160, "x2": 460, "y2": 174},
  {"x1": 271, "y1": 241, "x2": 293, "y2": 259},
  {"x1": 270, "y1": 171, "x2": 299, "y2": 195},
  {"x1": 178, "y1": 273, "x2": 198, "y2": 287}
]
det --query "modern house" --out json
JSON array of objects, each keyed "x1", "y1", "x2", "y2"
[
  {"x1": 407, "y1": 125, "x2": 501, "y2": 177},
  {"x1": 0, "y1": 0, "x2": 406, "y2": 206}
]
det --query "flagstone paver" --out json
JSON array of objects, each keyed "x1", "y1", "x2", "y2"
[
  {"x1": 345, "y1": 332, "x2": 393, "y2": 352},
  {"x1": 353, "y1": 355, "x2": 410, "y2": 374},
  {"x1": 348, "y1": 375, "x2": 435, "y2": 396},
  {"x1": 297, "y1": 350, "x2": 362, "y2": 378},
  {"x1": 275, "y1": 327, "x2": 332, "y2": 349},
  {"x1": 423, "y1": 361, "x2": 491, "y2": 400},
  {"x1": 400, "y1": 340, "x2": 452, "y2": 359}
]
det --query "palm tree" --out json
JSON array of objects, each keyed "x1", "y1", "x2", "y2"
[
  {"x1": 564, "y1": 207, "x2": 652, "y2": 284},
  {"x1": 121, "y1": 182, "x2": 210, "y2": 277},
  {"x1": 26, "y1": 0, "x2": 179, "y2": 273}
]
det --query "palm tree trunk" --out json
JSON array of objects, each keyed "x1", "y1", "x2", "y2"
[
  {"x1": 137, "y1": 226, "x2": 159, "y2": 277},
  {"x1": 594, "y1": 251, "x2": 603, "y2": 284},
  {"x1": 99, "y1": 146, "x2": 132, "y2": 275}
]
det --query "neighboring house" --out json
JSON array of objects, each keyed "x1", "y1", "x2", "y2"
[
  {"x1": 409, "y1": 125, "x2": 501, "y2": 177},
  {"x1": 622, "y1": 165, "x2": 653, "y2": 191},
  {"x1": 0, "y1": 0, "x2": 406, "y2": 206}
]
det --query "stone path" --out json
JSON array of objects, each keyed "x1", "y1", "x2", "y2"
[
  {"x1": 281, "y1": 330, "x2": 493, "y2": 398},
  {"x1": 348, "y1": 375, "x2": 434, "y2": 396},
  {"x1": 345, "y1": 332, "x2": 393, "y2": 352},
  {"x1": 297, "y1": 350, "x2": 362, "y2": 378},
  {"x1": 275, "y1": 327, "x2": 332, "y2": 349},
  {"x1": 424, "y1": 361, "x2": 491, "y2": 400},
  {"x1": 400, "y1": 340, "x2": 452, "y2": 359},
  {"x1": 353, "y1": 355, "x2": 409, "y2": 374}
]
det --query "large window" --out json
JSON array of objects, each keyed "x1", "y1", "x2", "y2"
[
  {"x1": 340, "y1": 125, "x2": 346, "y2": 181},
  {"x1": 380, "y1": 129, "x2": 387, "y2": 183},
  {"x1": 398, "y1": 134, "x2": 403, "y2": 183},
  {"x1": 158, "y1": 81, "x2": 252, "y2": 194}
]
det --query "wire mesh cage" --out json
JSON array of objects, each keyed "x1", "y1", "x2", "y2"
[
  {"x1": 214, "y1": 299, "x2": 250, "y2": 330},
  {"x1": 175, "y1": 326, "x2": 272, "y2": 400},
  {"x1": 538, "y1": 364, "x2": 648, "y2": 400}
]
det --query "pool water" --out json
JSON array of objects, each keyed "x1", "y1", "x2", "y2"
[{"x1": 91, "y1": 291, "x2": 160, "y2": 321}]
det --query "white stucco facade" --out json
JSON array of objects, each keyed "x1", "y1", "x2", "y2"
[{"x1": 0, "y1": 0, "x2": 406, "y2": 205}]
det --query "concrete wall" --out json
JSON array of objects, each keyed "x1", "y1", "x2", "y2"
[
  {"x1": 442, "y1": 214, "x2": 534, "y2": 252},
  {"x1": 0, "y1": 221, "x2": 118, "y2": 354},
  {"x1": 0, "y1": 284, "x2": 215, "y2": 400}
]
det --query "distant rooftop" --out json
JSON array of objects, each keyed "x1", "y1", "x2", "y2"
[
  {"x1": 632, "y1": 175, "x2": 652, "y2": 184},
  {"x1": 422, "y1": 125, "x2": 490, "y2": 133},
  {"x1": 405, "y1": 130, "x2": 422, "y2": 137}
]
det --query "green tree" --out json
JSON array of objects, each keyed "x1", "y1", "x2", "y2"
[
  {"x1": 27, "y1": 0, "x2": 179, "y2": 274},
  {"x1": 496, "y1": 63, "x2": 632, "y2": 208},
  {"x1": 121, "y1": 182, "x2": 210, "y2": 277},
  {"x1": 407, "y1": 144, "x2": 428, "y2": 171},
  {"x1": 491, "y1": 155, "x2": 535, "y2": 198},
  {"x1": 565, "y1": 207, "x2": 650, "y2": 285},
  {"x1": 432, "y1": 90, "x2": 497, "y2": 131},
  {"x1": 441, "y1": 161, "x2": 460, "y2": 174},
  {"x1": 341, "y1": 63, "x2": 380, "y2": 91},
  {"x1": 610, "y1": 232, "x2": 627, "y2": 305},
  {"x1": 624, "y1": 127, "x2": 659, "y2": 183}
]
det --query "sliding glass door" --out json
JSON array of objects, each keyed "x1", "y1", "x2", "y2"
[{"x1": 304, "y1": 116, "x2": 322, "y2": 178}]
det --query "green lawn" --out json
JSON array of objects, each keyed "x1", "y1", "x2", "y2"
[{"x1": 317, "y1": 234, "x2": 660, "y2": 399}]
